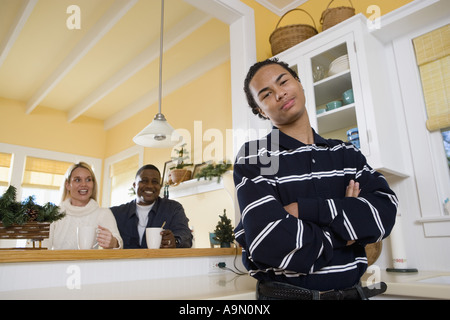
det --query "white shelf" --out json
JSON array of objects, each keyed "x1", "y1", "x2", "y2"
[
  {"x1": 168, "y1": 178, "x2": 225, "y2": 199},
  {"x1": 316, "y1": 103, "x2": 357, "y2": 134},
  {"x1": 314, "y1": 69, "x2": 352, "y2": 106}
]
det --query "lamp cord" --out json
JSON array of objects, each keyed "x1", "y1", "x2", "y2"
[{"x1": 158, "y1": 0, "x2": 165, "y2": 115}]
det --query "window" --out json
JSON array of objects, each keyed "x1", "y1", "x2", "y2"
[
  {"x1": 0, "y1": 152, "x2": 12, "y2": 195},
  {"x1": 442, "y1": 129, "x2": 450, "y2": 172},
  {"x1": 413, "y1": 25, "x2": 450, "y2": 217},
  {"x1": 413, "y1": 25, "x2": 449, "y2": 129},
  {"x1": 109, "y1": 154, "x2": 139, "y2": 207},
  {"x1": 21, "y1": 157, "x2": 72, "y2": 205}
]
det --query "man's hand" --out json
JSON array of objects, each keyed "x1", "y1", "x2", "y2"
[
  {"x1": 283, "y1": 180, "x2": 361, "y2": 246},
  {"x1": 346, "y1": 179, "x2": 360, "y2": 197},
  {"x1": 284, "y1": 180, "x2": 361, "y2": 218},
  {"x1": 160, "y1": 229, "x2": 176, "y2": 248},
  {"x1": 345, "y1": 180, "x2": 360, "y2": 246},
  {"x1": 283, "y1": 202, "x2": 298, "y2": 218}
]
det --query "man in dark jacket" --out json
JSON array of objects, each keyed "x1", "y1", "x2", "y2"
[{"x1": 111, "y1": 164, "x2": 192, "y2": 249}]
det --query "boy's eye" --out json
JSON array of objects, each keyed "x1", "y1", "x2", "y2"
[{"x1": 262, "y1": 92, "x2": 271, "y2": 100}]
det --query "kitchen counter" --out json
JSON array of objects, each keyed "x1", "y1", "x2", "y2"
[
  {"x1": 0, "y1": 272, "x2": 257, "y2": 300},
  {"x1": 1, "y1": 248, "x2": 448, "y2": 299},
  {"x1": 0, "y1": 248, "x2": 258, "y2": 300},
  {"x1": 361, "y1": 269, "x2": 450, "y2": 299},
  {"x1": 0, "y1": 247, "x2": 240, "y2": 263}
]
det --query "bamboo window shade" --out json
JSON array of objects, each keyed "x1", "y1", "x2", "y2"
[
  {"x1": 413, "y1": 24, "x2": 450, "y2": 132},
  {"x1": 22, "y1": 157, "x2": 72, "y2": 190},
  {"x1": 109, "y1": 155, "x2": 139, "y2": 205},
  {"x1": 110, "y1": 154, "x2": 139, "y2": 188},
  {"x1": 0, "y1": 153, "x2": 12, "y2": 187}
]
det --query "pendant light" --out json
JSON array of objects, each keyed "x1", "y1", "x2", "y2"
[{"x1": 133, "y1": 0, "x2": 179, "y2": 148}]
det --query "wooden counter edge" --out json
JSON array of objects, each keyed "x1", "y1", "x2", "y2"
[{"x1": 0, "y1": 247, "x2": 242, "y2": 263}]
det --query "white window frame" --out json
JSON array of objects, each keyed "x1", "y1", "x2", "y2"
[
  {"x1": 392, "y1": 18, "x2": 450, "y2": 236},
  {"x1": 0, "y1": 142, "x2": 102, "y2": 204},
  {"x1": 102, "y1": 145, "x2": 144, "y2": 207}
]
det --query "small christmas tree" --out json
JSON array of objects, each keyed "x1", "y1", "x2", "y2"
[
  {"x1": 171, "y1": 143, "x2": 192, "y2": 169},
  {"x1": 213, "y1": 209, "x2": 234, "y2": 247}
]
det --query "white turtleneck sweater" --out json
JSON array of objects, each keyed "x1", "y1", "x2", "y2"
[{"x1": 49, "y1": 198, "x2": 123, "y2": 250}]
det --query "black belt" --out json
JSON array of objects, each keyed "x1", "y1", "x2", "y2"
[{"x1": 257, "y1": 281, "x2": 387, "y2": 300}]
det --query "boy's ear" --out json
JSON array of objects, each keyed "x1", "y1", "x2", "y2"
[{"x1": 258, "y1": 107, "x2": 269, "y2": 120}]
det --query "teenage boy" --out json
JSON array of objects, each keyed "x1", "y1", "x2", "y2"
[{"x1": 234, "y1": 59, "x2": 397, "y2": 300}]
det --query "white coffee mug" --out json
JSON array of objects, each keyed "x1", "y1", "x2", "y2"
[
  {"x1": 146, "y1": 227, "x2": 162, "y2": 249},
  {"x1": 77, "y1": 226, "x2": 97, "y2": 250}
]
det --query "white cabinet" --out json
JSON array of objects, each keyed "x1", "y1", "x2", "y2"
[{"x1": 275, "y1": 15, "x2": 408, "y2": 177}]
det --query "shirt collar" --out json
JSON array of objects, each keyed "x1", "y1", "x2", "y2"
[
  {"x1": 129, "y1": 197, "x2": 161, "y2": 219},
  {"x1": 269, "y1": 126, "x2": 330, "y2": 150}
]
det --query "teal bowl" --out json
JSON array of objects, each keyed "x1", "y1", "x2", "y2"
[
  {"x1": 326, "y1": 100, "x2": 342, "y2": 111},
  {"x1": 316, "y1": 108, "x2": 326, "y2": 115},
  {"x1": 342, "y1": 89, "x2": 354, "y2": 105}
]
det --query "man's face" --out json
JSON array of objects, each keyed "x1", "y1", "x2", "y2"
[
  {"x1": 134, "y1": 169, "x2": 161, "y2": 205},
  {"x1": 250, "y1": 64, "x2": 306, "y2": 127}
]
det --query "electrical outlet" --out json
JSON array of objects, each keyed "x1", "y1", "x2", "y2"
[{"x1": 208, "y1": 259, "x2": 226, "y2": 273}]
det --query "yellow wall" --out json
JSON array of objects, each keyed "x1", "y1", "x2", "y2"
[
  {"x1": 0, "y1": 97, "x2": 106, "y2": 159},
  {"x1": 103, "y1": 61, "x2": 233, "y2": 247},
  {"x1": 242, "y1": 0, "x2": 415, "y2": 61},
  {"x1": 105, "y1": 60, "x2": 232, "y2": 171},
  {"x1": 175, "y1": 172, "x2": 235, "y2": 248}
]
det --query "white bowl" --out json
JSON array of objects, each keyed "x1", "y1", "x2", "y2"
[{"x1": 328, "y1": 54, "x2": 349, "y2": 76}]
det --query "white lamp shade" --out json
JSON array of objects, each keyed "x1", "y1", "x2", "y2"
[{"x1": 133, "y1": 116, "x2": 180, "y2": 148}]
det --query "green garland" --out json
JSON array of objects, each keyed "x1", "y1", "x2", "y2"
[
  {"x1": 0, "y1": 185, "x2": 65, "y2": 227},
  {"x1": 195, "y1": 163, "x2": 232, "y2": 183}
]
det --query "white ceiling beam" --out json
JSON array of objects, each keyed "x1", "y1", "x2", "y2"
[
  {"x1": 0, "y1": 0, "x2": 38, "y2": 69},
  {"x1": 184, "y1": 0, "x2": 246, "y2": 24},
  {"x1": 67, "y1": 9, "x2": 211, "y2": 123},
  {"x1": 104, "y1": 43, "x2": 230, "y2": 130},
  {"x1": 253, "y1": 0, "x2": 308, "y2": 16},
  {"x1": 25, "y1": 0, "x2": 138, "y2": 114}
]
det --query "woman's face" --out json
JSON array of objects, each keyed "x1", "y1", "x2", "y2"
[{"x1": 66, "y1": 167, "x2": 94, "y2": 206}]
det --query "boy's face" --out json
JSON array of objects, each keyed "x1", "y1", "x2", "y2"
[{"x1": 249, "y1": 64, "x2": 307, "y2": 127}]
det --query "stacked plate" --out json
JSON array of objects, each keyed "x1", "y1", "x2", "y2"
[{"x1": 328, "y1": 54, "x2": 349, "y2": 76}]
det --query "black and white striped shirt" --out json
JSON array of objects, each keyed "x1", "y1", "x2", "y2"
[{"x1": 233, "y1": 128, "x2": 398, "y2": 291}]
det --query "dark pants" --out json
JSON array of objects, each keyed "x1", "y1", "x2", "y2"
[{"x1": 256, "y1": 280, "x2": 386, "y2": 300}]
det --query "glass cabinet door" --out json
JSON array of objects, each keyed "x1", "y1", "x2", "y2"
[
  {"x1": 305, "y1": 33, "x2": 370, "y2": 156},
  {"x1": 276, "y1": 17, "x2": 408, "y2": 177}
]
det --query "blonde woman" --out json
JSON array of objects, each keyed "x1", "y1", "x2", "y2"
[{"x1": 49, "y1": 162, "x2": 122, "y2": 250}]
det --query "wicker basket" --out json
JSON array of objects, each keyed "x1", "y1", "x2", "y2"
[
  {"x1": 320, "y1": 0, "x2": 355, "y2": 31},
  {"x1": 169, "y1": 169, "x2": 192, "y2": 185},
  {"x1": 0, "y1": 221, "x2": 50, "y2": 241},
  {"x1": 270, "y1": 9, "x2": 318, "y2": 56}
]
